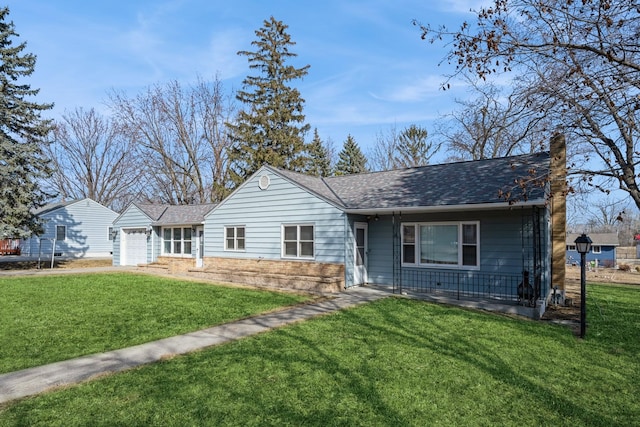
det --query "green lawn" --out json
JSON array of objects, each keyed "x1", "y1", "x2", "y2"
[
  {"x1": 0, "y1": 273, "x2": 311, "y2": 373},
  {"x1": 1, "y1": 283, "x2": 638, "y2": 426}
]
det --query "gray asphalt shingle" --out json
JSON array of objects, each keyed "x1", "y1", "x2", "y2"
[
  {"x1": 273, "y1": 152, "x2": 550, "y2": 210},
  {"x1": 135, "y1": 203, "x2": 216, "y2": 225}
]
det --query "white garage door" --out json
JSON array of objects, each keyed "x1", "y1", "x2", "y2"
[{"x1": 122, "y1": 228, "x2": 147, "y2": 266}]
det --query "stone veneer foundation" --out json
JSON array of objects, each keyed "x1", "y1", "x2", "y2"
[{"x1": 193, "y1": 257, "x2": 346, "y2": 293}]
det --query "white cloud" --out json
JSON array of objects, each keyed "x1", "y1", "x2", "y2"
[{"x1": 370, "y1": 74, "x2": 447, "y2": 102}]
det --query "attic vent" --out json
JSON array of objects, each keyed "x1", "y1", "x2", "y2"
[{"x1": 258, "y1": 174, "x2": 270, "y2": 190}]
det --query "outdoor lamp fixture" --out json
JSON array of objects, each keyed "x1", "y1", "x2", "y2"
[
  {"x1": 574, "y1": 233, "x2": 592, "y2": 339},
  {"x1": 110, "y1": 229, "x2": 118, "y2": 240},
  {"x1": 145, "y1": 227, "x2": 153, "y2": 238}
]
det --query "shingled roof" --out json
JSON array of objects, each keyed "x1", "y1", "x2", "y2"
[
  {"x1": 566, "y1": 233, "x2": 619, "y2": 247},
  {"x1": 33, "y1": 199, "x2": 80, "y2": 215},
  {"x1": 272, "y1": 152, "x2": 550, "y2": 211},
  {"x1": 135, "y1": 203, "x2": 216, "y2": 225}
]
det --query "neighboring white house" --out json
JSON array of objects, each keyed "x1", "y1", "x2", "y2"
[{"x1": 21, "y1": 198, "x2": 118, "y2": 258}]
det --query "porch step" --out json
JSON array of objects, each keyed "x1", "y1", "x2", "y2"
[{"x1": 138, "y1": 262, "x2": 169, "y2": 272}]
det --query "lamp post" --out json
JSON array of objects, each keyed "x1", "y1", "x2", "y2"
[{"x1": 574, "y1": 233, "x2": 593, "y2": 339}]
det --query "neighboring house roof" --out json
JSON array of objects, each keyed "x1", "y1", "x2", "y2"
[
  {"x1": 566, "y1": 233, "x2": 619, "y2": 247},
  {"x1": 135, "y1": 204, "x2": 169, "y2": 221},
  {"x1": 272, "y1": 152, "x2": 550, "y2": 211},
  {"x1": 33, "y1": 200, "x2": 79, "y2": 216},
  {"x1": 152, "y1": 204, "x2": 217, "y2": 225},
  {"x1": 128, "y1": 202, "x2": 217, "y2": 225}
]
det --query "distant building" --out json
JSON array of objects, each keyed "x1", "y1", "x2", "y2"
[{"x1": 566, "y1": 232, "x2": 619, "y2": 267}]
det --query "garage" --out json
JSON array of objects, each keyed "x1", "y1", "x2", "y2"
[{"x1": 121, "y1": 228, "x2": 148, "y2": 266}]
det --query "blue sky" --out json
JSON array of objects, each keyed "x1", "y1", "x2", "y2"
[{"x1": 9, "y1": 0, "x2": 483, "y2": 158}]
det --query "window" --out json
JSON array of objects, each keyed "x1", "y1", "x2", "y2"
[
  {"x1": 56, "y1": 225, "x2": 66, "y2": 241},
  {"x1": 162, "y1": 227, "x2": 193, "y2": 255},
  {"x1": 592, "y1": 245, "x2": 601, "y2": 254},
  {"x1": 225, "y1": 226, "x2": 245, "y2": 251},
  {"x1": 401, "y1": 221, "x2": 479, "y2": 268},
  {"x1": 282, "y1": 224, "x2": 314, "y2": 258},
  {"x1": 567, "y1": 245, "x2": 576, "y2": 251},
  {"x1": 108, "y1": 227, "x2": 114, "y2": 241},
  {"x1": 402, "y1": 225, "x2": 416, "y2": 264}
]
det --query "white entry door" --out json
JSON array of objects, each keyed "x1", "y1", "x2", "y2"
[
  {"x1": 354, "y1": 222, "x2": 368, "y2": 285},
  {"x1": 195, "y1": 226, "x2": 204, "y2": 268}
]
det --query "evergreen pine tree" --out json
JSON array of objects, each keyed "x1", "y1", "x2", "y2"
[
  {"x1": 395, "y1": 125, "x2": 439, "y2": 168},
  {"x1": 305, "y1": 128, "x2": 331, "y2": 177},
  {"x1": 0, "y1": 7, "x2": 54, "y2": 238},
  {"x1": 334, "y1": 135, "x2": 368, "y2": 176},
  {"x1": 228, "y1": 16, "x2": 310, "y2": 184}
]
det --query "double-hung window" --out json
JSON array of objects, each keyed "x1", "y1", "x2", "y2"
[
  {"x1": 162, "y1": 227, "x2": 192, "y2": 255},
  {"x1": 402, "y1": 221, "x2": 479, "y2": 268},
  {"x1": 225, "y1": 226, "x2": 245, "y2": 251},
  {"x1": 591, "y1": 245, "x2": 601, "y2": 254},
  {"x1": 282, "y1": 224, "x2": 314, "y2": 259}
]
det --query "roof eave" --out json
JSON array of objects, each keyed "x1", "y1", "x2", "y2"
[
  {"x1": 151, "y1": 221, "x2": 205, "y2": 227},
  {"x1": 344, "y1": 199, "x2": 547, "y2": 215}
]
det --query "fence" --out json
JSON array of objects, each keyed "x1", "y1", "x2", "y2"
[
  {"x1": 0, "y1": 239, "x2": 21, "y2": 255},
  {"x1": 395, "y1": 269, "x2": 537, "y2": 305}
]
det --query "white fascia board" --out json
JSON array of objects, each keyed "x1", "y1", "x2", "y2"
[{"x1": 344, "y1": 199, "x2": 546, "y2": 215}]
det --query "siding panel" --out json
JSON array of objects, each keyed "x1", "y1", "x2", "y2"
[
  {"x1": 24, "y1": 199, "x2": 117, "y2": 259},
  {"x1": 366, "y1": 209, "x2": 550, "y2": 287},
  {"x1": 204, "y1": 170, "x2": 346, "y2": 266}
]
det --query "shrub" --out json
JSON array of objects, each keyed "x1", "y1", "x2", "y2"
[
  {"x1": 635, "y1": 266, "x2": 640, "y2": 273},
  {"x1": 601, "y1": 259, "x2": 615, "y2": 268},
  {"x1": 619, "y1": 264, "x2": 631, "y2": 272}
]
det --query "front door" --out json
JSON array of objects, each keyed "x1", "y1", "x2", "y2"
[
  {"x1": 354, "y1": 222, "x2": 368, "y2": 285},
  {"x1": 195, "y1": 226, "x2": 204, "y2": 268}
]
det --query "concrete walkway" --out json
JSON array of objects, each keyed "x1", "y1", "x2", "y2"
[{"x1": 0, "y1": 286, "x2": 389, "y2": 405}]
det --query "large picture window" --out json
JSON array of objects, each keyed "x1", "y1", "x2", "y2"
[
  {"x1": 225, "y1": 226, "x2": 245, "y2": 251},
  {"x1": 282, "y1": 224, "x2": 314, "y2": 259},
  {"x1": 402, "y1": 221, "x2": 479, "y2": 268},
  {"x1": 162, "y1": 227, "x2": 192, "y2": 255}
]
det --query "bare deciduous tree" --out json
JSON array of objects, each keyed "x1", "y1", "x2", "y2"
[
  {"x1": 416, "y1": 0, "x2": 640, "y2": 211},
  {"x1": 47, "y1": 107, "x2": 141, "y2": 211},
  {"x1": 110, "y1": 76, "x2": 235, "y2": 204},
  {"x1": 435, "y1": 80, "x2": 549, "y2": 161}
]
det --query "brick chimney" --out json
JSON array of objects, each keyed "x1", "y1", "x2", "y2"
[{"x1": 550, "y1": 133, "x2": 567, "y2": 297}]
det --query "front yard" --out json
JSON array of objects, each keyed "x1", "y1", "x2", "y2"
[
  {"x1": 1, "y1": 278, "x2": 638, "y2": 426},
  {"x1": 0, "y1": 273, "x2": 311, "y2": 373}
]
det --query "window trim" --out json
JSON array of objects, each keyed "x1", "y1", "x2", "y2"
[
  {"x1": 281, "y1": 223, "x2": 315, "y2": 259},
  {"x1": 591, "y1": 245, "x2": 602, "y2": 254},
  {"x1": 567, "y1": 245, "x2": 576, "y2": 251},
  {"x1": 401, "y1": 221, "x2": 480, "y2": 270},
  {"x1": 161, "y1": 226, "x2": 194, "y2": 257},
  {"x1": 224, "y1": 225, "x2": 246, "y2": 252}
]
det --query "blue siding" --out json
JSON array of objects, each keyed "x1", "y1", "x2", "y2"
[
  {"x1": 112, "y1": 204, "x2": 152, "y2": 266},
  {"x1": 566, "y1": 246, "x2": 616, "y2": 266},
  {"x1": 366, "y1": 209, "x2": 550, "y2": 286},
  {"x1": 23, "y1": 199, "x2": 117, "y2": 258},
  {"x1": 204, "y1": 169, "x2": 346, "y2": 265}
]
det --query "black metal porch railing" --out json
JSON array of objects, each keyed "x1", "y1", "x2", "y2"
[{"x1": 396, "y1": 269, "x2": 529, "y2": 303}]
